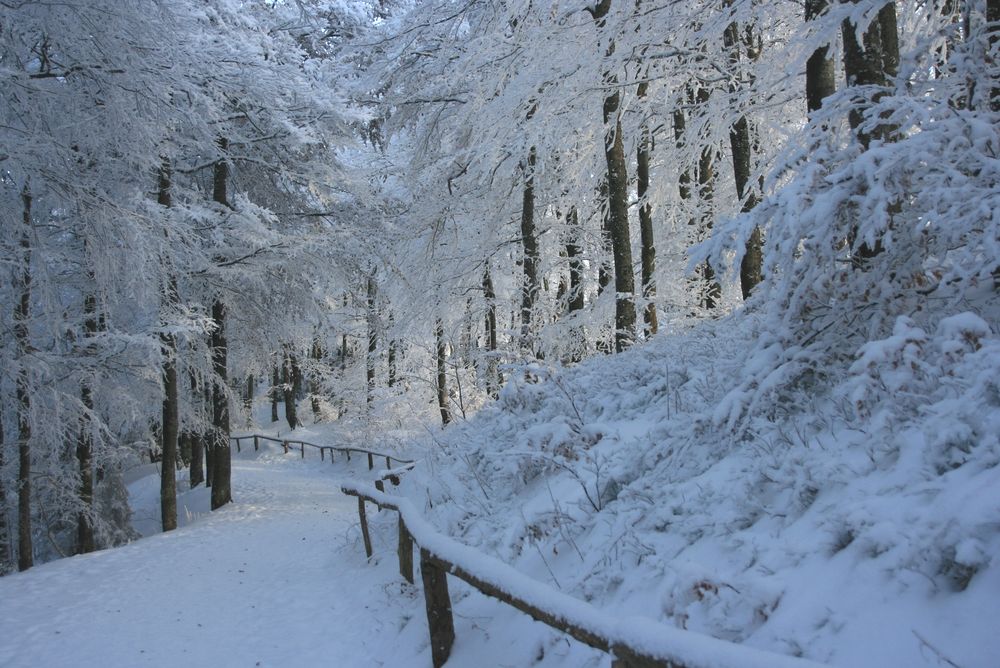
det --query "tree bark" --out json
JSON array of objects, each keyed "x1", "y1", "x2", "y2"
[
  {"x1": 674, "y1": 108, "x2": 693, "y2": 205},
  {"x1": 310, "y1": 336, "x2": 323, "y2": 416},
  {"x1": 366, "y1": 274, "x2": 378, "y2": 404},
  {"x1": 210, "y1": 298, "x2": 230, "y2": 509},
  {"x1": 189, "y1": 374, "x2": 206, "y2": 489},
  {"x1": 76, "y1": 290, "x2": 98, "y2": 553},
  {"x1": 203, "y1": 385, "x2": 213, "y2": 488},
  {"x1": 283, "y1": 350, "x2": 298, "y2": 429},
  {"x1": 635, "y1": 83, "x2": 658, "y2": 335},
  {"x1": 590, "y1": 1, "x2": 636, "y2": 352},
  {"x1": 696, "y1": 89, "x2": 721, "y2": 310},
  {"x1": 179, "y1": 430, "x2": 192, "y2": 468},
  {"x1": 271, "y1": 364, "x2": 280, "y2": 423},
  {"x1": 158, "y1": 160, "x2": 179, "y2": 533},
  {"x1": 483, "y1": 267, "x2": 500, "y2": 398},
  {"x1": 339, "y1": 324, "x2": 348, "y2": 418},
  {"x1": 519, "y1": 147, "x2": 539, "y2": 354},
  {"x1": 0, "y1": 410, "x2": 8, "y2": 571},
  {"x1": 805, "y1": 0, "x2": 837, "y2": 114},
  {"x1": 603, "y1": 97, "x2": 637, "y2": 351},
  {"x1": 841, "y1": 0, "x2": 899, "y2": 265},
  {"x1": 16, "y1": 183, "x2": 33, "y2": 571},
  {"x1": 244, "y1": 374, "x2": 254, "y2": 427},
  {"x1": 597, "y1": 179, "x2": 612, "y2": 299},
  {"x1": 387, "y1": 318, "x2": 398, "y2": 390},
  {"x1": 724, "y1": 20, "x2": 764, "y2": 299},
  {"x1": 210, "y1": 138, "x2": 231, "y2": 510},
  {"x1": 988, "y1": 0, "x2": 1000, "y2": 111},
  {"x1": 435, "y1": 318, "x2": 451, "y2": 425},
  {"x1": 841, "y1": 0, "x2": 899, "y2": 147},
  {"x1": 566, "y1": 207, "x2": 585, "y2": 314}
]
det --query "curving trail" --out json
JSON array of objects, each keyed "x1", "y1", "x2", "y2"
[{"x1": 0, "y1": 448, "x2": 414, "y2": 668}]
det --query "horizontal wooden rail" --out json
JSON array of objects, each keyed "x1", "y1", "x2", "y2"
[
  {"x1": 341, "y1": 482, "x2": 822, "y2": 668},
  {"x1": 229, "y1": 433, "x2": 414, "y2": 469}
]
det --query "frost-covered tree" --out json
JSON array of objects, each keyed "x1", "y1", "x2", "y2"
[{"x1": 0, "y1": 0, "x2": 361, "y2": 565}]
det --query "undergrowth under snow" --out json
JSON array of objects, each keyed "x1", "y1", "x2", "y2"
[{"x1": 393, "y1": 310, "x2": 1000, "y2": 667}]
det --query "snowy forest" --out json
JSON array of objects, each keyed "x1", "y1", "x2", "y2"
[{"x1": 1, "y1": 0, "x2": 998, "y2": 666}]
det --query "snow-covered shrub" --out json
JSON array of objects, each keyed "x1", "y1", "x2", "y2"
[{"x1": 708, "y1": 7, "x2": 1000, "y2": 432}]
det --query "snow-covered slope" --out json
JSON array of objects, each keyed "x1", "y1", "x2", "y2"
[{"x1": 401, "y1": 312, "x2": 1000, "y2": 667}]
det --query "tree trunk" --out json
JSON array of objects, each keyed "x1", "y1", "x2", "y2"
[
  {"x1": 674, "y1": 108, "x2": 693, "y2": 205},
  {"x1": 0, "y1": 405, "x2": 11, "y2": 571},
  {"x1": 519, "y1": 147, "x2": 540, "y2": 354},
  {"x1": 190, "y1": 430, "x2": 205, "y2": 489},
  {"x1": 696, "y1": 88, "x2": 721, "y2": 310},
  {"x1": 387, "y1": 318, "x2": 398, "y2": 390},
  {"x1": 16, "y1": 183, "x2": 33, "y2": 572},
  {"x1": 841, "y1": 0, "x2": 899, "y2": 264},
  {"x1": 244, "y1": 374, "x2": 254, "y2": 428},
  {"x1": 210, "y1": 139, "x2": 231, "y2": 510},
  {"x1": 76, "y1": 290, "x2": 98, "y2": 553},
  {"x1": 158, "y1": 160, "x2": 179, "y2": 533},
  {"x1": 483, "y1": 267, "x2": 500, "y2": 398},
  {"x1": 339, "y1": 327, "x2": 348, "y2": 418},
  {"x1": 604, "y1": 104, "x2": 637, "y2": 351},
  {"x1": 435, "y1": 318, "x2": 451, "y2": 425},
  {"x1": 283, "y1": 351, "x2": 298, "y2": 430},
  {"x1": 591, "y1": 1, "x2": 636, "y2": 352},
  {"x1": 805, "y1": 0, "x2": 837, "y2": 114},
  {"x1": 188, "y1": 372, "x2": 205, "y2": 488},
  {"x1": 311, "y1": 336, "x2": 323, "y2": 416},
  {"x1": 210, "y1": 299, "x2": 230, "y2": 509},
  {"x1": 732, "y1": 115, "x2": 763, "y2": 300},
  {"x1": 271, "y1": 364, "x2": 280, "y2": 423},
  {"x1": 635, "y1": 81, "x2": 658, "y2": 335},
  {"x1": 202, "y1": 386, "x2": 213, "y2": 488},
  {"x1": 366, "y1": 275, "x2": 377, "y2": 404},
  {"x1": 596, "y1": 179, "x2": 612, "y2": 299},
  {"x1": 566, "y1": 207, "x2": 585, "y2": 315},
  {"x1": 179, "y1": 430, "x2": 192, "y2": 468},
  {"x1": 724, "y1": 21, "x2": 764, "y2": 299},
  {"x1": 841, "y1": 0, "x2": 899, "y2": 148},
  {"x1": 990, "y1": 0, "x2": 1000, "y2": 111}
]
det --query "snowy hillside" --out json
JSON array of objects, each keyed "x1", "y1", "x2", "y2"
[{"x1": 393, "y1": 311, "x2": 1000, "y2": 667}]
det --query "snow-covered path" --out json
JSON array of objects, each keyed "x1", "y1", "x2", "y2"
[{"x1": 0, "y1": 449, "x2": 409, "y2": 668}]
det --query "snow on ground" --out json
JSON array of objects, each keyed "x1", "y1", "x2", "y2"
[
  {"x1": 0, "y1": 445, "x2": 417, "y2": 668},
  {"x1": 0, "y1": 438, "x2": 615, "y2": 668}
]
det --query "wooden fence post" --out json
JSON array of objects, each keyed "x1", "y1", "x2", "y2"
[
  {"x1": 358, "y1": 497, "x2": 373, "y2": 559},
  {"x1": 236, "y1": 438, "x2": 241, "y2": 453},
  {"x1": 386, "y1": 456, "x2": 391, "y2": 469},
  {"x1": 610, "y1": 644, "x2": 661, "y2": 668},
  {"x1": 254, "y1": 435, "x2": 259, "y2": 451},
  {"x1": 283, "y1": 440, "x2": 289, "y2": 454},
  {"x1": 301, "y1": 443, "x2": 305, "y2": 459},
  {"x1": 398, "y1": 517, "x2": 414, "y2": 584},
  {"x1": 320, "y1": 448, "x2": 325, "y2": 461},
  {"x1": 367, "y1": 452, "x2": 374, "y2": 470},
  {"x1": 420, "y1": 549, "x2": 455, "y2": 668}
]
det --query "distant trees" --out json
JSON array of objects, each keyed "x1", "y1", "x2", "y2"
[{"x1": 0, "y1": 0, "x2": 358, "y2": 568}]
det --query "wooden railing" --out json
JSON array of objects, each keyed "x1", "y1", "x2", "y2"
[
  {"x1": 229, "y1": 433, "x2": 413, "y2": 477},
  {"x1": 342, "y1": 482, "x2": 823, "y2": 668}
]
